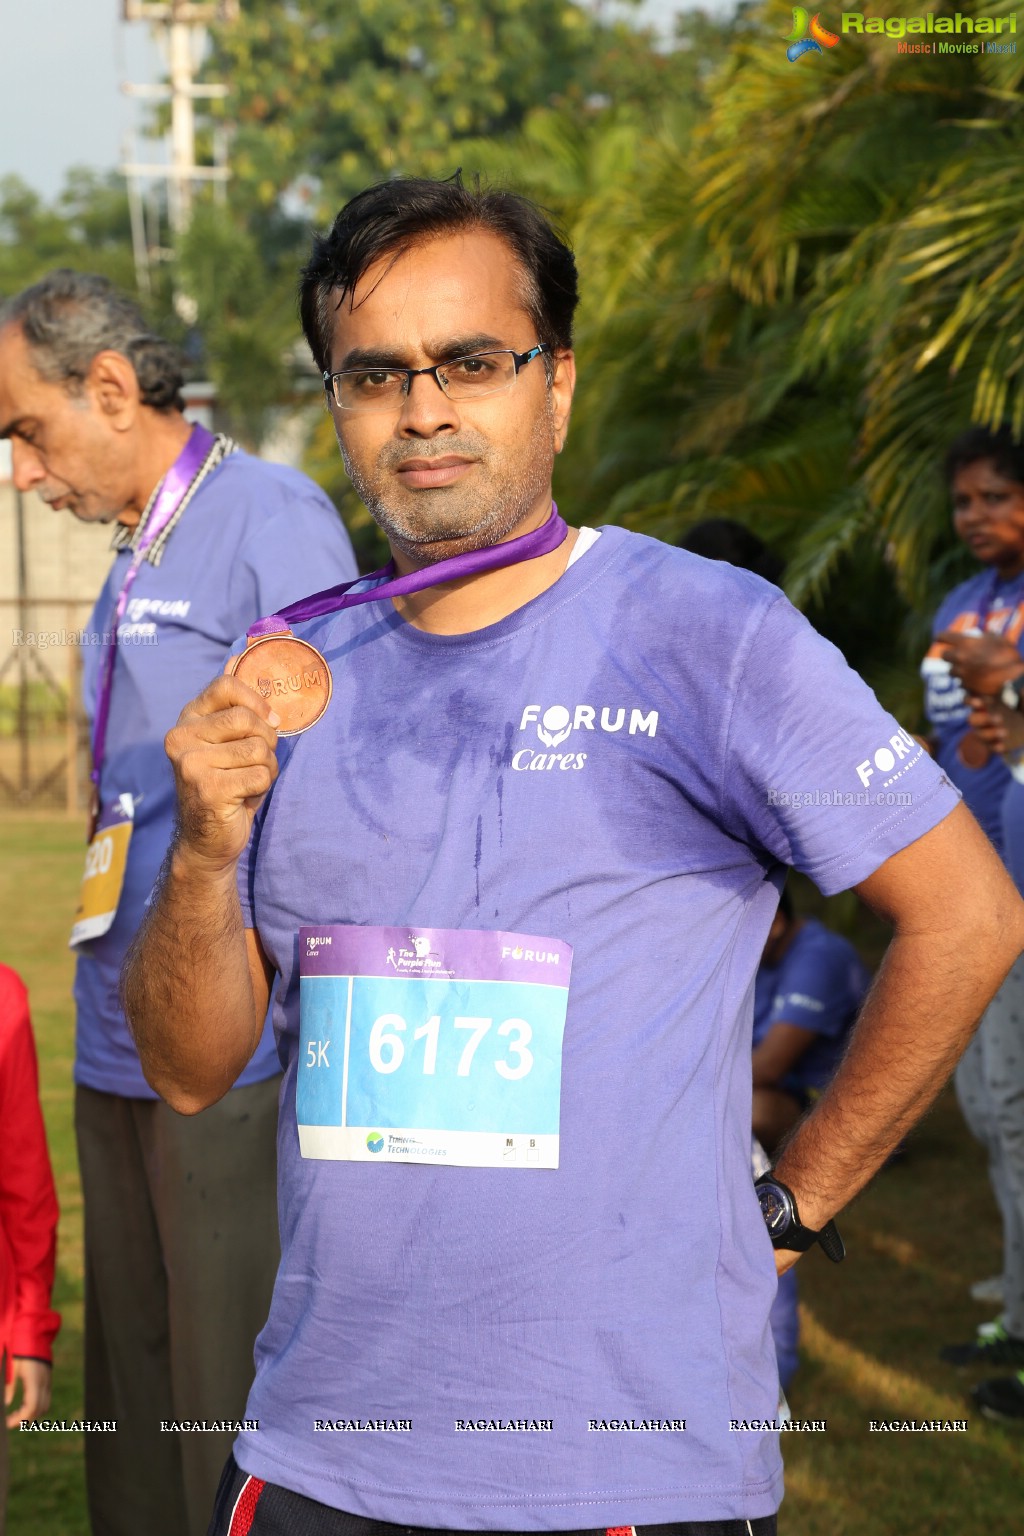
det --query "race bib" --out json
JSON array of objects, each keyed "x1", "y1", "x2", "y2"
[
  {"x1": 69, "y1": 797, "x2": 134, "y2": 948},
  {"x1": 298, "y1": 925, "x2": 572, "y2": 1168}
]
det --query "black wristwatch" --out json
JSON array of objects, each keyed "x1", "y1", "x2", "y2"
[
  {"x1": 1000, "y1": 671, "x2": 1024, "y2": 712},
  {"x1": 754, "y1": 1172, "x2": 846, "y2": 1263}
]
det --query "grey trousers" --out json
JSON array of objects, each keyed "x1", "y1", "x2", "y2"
[
  {"x1": 75, "y1": 1076, "x2": 281, "y2": 1536},
  {"x1": 955, "y1": 957, "x2": 1024, "y2": 1337}
]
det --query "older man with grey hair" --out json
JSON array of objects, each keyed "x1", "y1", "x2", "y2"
[{"x1": 0, "y1": 270, "x2": 357, "y2": 1536}]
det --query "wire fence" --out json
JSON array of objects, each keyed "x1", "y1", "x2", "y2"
[{"x1": 0, "y1": 599, "x2": 92, "y2": 813}]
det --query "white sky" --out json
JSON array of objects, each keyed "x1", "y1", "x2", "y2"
[
  {"x1": 0, "y1": 1, "x2": 723, "y2": 201},
  {"x1": 0, "y1": 2, "x2": 163, "y2": 199}
]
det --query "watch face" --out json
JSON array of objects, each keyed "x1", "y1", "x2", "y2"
[{"x1": 757, "y1": 1183, "x2": 792, "y2": 1237}]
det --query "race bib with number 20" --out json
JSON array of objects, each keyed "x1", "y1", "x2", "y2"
[{"x1": 69, "y1": 798, "x2": 134, "y2": 948}]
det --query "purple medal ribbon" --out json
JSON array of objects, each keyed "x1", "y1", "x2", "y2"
[
  {"x1": 90, "y1": 423, "x2": 216, "y2": 801},
  {"x1": 247, "y1": 502, "x2": 569, "y2": 639}
]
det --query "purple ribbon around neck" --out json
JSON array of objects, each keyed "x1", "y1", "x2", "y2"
[
  {"x1": 247, "y1": 502, "x2": 569, "y2": 639},
  {"x1": 90, "y1": 423, "x2": 216, "y2": 796}
]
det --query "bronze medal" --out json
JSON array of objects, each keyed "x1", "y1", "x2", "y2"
[{"x1": 229, "y1": 630, "x2": 333, "y2": 736}]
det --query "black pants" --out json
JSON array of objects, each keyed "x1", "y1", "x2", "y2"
[{"x1": 207, "y1": 1456, "x2": 777, "y2": 1536}]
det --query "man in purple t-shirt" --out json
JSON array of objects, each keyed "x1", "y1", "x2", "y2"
[{"x1": 124, "y1": 177, "x2": 1024, "y2": 1536}]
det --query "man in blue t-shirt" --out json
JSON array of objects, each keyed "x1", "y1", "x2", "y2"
[
  {"x1": 0, "y1": 271, "x2": 357, "y2": 1536},
  {"x1": 123, "y1": 179, "x2": 1024, "y2": 1536},
  {"x1": 924, "y1": 426, "x2": 1024, "y2": 1424},
  {"x1": 752, "y1": 889, "x2": 870, "y2": 1155}
]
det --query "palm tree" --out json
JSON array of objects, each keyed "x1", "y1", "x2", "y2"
[{"x1": 460, "y1": 1, "x2": 1021, "y2": 706}]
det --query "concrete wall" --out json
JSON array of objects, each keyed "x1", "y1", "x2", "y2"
[
  {"x1": 0, "y1": 480, "x2": 117, "y2": 603},
  {"x1": 0, "y1": 478, "x2": 114, "y2": 697}
]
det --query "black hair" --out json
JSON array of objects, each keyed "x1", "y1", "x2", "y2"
[
  {"x1": 678, "y1": 518, "x2": 785, "y2": 586},
  {"x1": 299, "y1": 172, "x2": 579, "y2": 377},
  {"x1": 944, "y1": 426, "x2": 1024, "y2": 490},
  {"x1": 0, "y1": 268, "x2": 184, "y2": 412}
]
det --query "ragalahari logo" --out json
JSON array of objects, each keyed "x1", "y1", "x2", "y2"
[{"x1": 786, "y1": 8, "x2": 841, "y2": 60}]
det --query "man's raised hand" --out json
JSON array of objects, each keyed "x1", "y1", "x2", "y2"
[{"x1": 165, "y1": 674, "x2": 281, "y2": 871}]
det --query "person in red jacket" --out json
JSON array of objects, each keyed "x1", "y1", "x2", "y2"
[{"x1": 0, "y1": 963, "x2": 60, "y2": 1525}]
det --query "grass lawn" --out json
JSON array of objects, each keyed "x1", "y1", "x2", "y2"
[
  {"x1": 2, "y1": 814, "x2": 1022, "y2": 1533},
  {"x1": 3, "y1": 815, "x2": 88, "y2": 1533}
]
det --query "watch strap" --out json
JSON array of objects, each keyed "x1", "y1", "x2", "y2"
[{"x1": 816, "y1": 1218, "x2": 846, "y2": 1264}]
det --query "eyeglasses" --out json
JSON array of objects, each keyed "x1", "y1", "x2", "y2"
[{"x1": 323, "y1": 343, "x2": 551, "y2": 413}]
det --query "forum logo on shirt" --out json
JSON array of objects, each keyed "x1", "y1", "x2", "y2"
[
  {"x1": 854, "y1": 726, "x2": 922, "y2": 789},
  {"x1": 512, "y1": 702, "x2": 659, "y2": 772}
]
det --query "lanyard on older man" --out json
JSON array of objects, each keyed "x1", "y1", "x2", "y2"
[{"x1": 71, "y1": 423, "x2": 216, "y2": 948}]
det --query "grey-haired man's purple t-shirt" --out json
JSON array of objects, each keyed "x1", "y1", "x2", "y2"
[
  {"x1": 75, "y1": 450, "x2": 357, "y2": 1097},
  {"x1": 234, "y1": 526, "x2": 958, "y2": 1526}
]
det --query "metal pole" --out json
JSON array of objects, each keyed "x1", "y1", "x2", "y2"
[
  {"x1": 169, "y1": 7, "x2": 196, "y2": 235},
  {"x1": 124, "y1": 137, "x2": 153, "y2": 296},
  {"x1": 121, "y1": 1, "x2": 234, "y2": 246}
]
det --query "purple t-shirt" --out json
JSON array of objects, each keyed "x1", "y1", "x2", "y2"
[
  {"x1": 75, "y1": 450, "x2": 357, "y2": 1097},
  {"x1": 924, "y1": 568, "x2": 1024, "y2": 855},
  {"x1": 234, "y1": 526, "x2": 958, "y2": 1526},
  {"x1": 753, "y1": 919, "x2": 870, "y2": 1093}
]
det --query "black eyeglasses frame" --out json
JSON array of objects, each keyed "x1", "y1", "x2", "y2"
[{"x1": 322, "y1": 343, "x2": 552, "y2": 410}]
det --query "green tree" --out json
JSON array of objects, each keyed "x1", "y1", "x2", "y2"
[
  {"x1": 805, "y1": 122, "x2": 1024, "y2": 620},
  {"x1": 0, "y1": 170, "x2": 137, "y2": 298},
  {"x1": 466, "y1": 0, "x2": 1024, "y2": 708},
  {"x1": 170, "y1": 0, "x2": 1024, "y2": 696},
  {"x1": 181, "y1": 0, "x2": 679, "y2": 491},
  {"x1": 202, "y1": 0, "x2": 659, "y2": 221},
  {"x1": 174, "y1": 204, "x2": 301, "y2": 447}
]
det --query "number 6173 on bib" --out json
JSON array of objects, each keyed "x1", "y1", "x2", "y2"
[{"x1": 296, "y1": 924, "x2": 572, "y2": 1168}]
